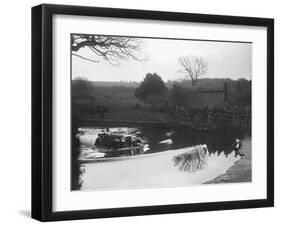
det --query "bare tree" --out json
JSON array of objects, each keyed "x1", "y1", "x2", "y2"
[
  {"x1": 178, "y1": 55, "x2": 208, "y2": 86},
  {"x1": 71, "y1": 34, "x2": 145, "y2": 65}
]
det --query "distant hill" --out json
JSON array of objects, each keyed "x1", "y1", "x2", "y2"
[
  {"x1": 166, "y1": 78, "x2": 251, "y2": 89},
  {"x1": 76, "y1": 78, "x2": 251, "y2": 89},
  {"x1": 90, "y1": 81, "x2": 140, "y2": 88}
]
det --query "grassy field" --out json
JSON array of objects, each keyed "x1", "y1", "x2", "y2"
[
  {"x1": 82, "y1": 85, "x2": 173, "y2": 122},
  {"x1": 72, "y1": 79, "x2": 251, "y2": 124}
]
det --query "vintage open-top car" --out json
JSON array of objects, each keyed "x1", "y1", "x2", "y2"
[{"x1": 94, "y1": 131, "x2": 149, "y2": 156}]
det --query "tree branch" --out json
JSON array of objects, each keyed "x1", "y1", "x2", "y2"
[
  {"x1": 72, "y1": 53, "x2": 99, "y2": 63},
  {"x1": 71, "y1": 34, "x2": 145, "y2": 65},
  {"x1": 178, "y1": 55, "x2": 208, "y2": 86}
]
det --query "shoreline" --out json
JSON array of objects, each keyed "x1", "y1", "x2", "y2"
[{"x1": 204, "y1": 137, "x2": 251, "y2": 184}]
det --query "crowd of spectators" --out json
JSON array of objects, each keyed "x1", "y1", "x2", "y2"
[{"x1": 174, "y1": 103, "x2": 251, "y2": 127}]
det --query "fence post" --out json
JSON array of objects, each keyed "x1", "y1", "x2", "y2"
[{"x1": 224, "y1": 83, "x2": 228, "y2": 102}]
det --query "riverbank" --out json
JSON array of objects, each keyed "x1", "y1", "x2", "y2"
[{"x1": 204, "y1": 137, "x2": 251, "y2": 184}]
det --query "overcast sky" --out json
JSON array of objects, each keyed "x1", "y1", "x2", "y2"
[{"x1": 72, "y1": 37, "x2": 252, "y2": 82}]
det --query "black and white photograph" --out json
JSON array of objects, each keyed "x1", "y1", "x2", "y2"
[
  {"x1": 29, "y1": 3, "x2": 274, "y2": 222},
  {"x1": 71, "y1": 34, "x2": 252, "y2": 191},
  {"x1": 0, "y1": 0, "x2": 277, "y2": 224}
]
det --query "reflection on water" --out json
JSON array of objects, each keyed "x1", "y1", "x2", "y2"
[
  {"x1": 72, "y1": 126, "x2": 251, "y2": 190},
  {"x1": 74, "y1": 164, "x2": 85, "y2": 190},
  {"x1": 173, "y1": 146, "x2": 207, "y2": 172}
]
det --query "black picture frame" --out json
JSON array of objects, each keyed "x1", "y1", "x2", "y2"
[{"x1": 32, "y1": 4, "x2": 274, "y2": 222}]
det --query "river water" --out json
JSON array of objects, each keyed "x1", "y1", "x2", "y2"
[{"x1": 73, "y1": 126, "x2": 251, "y2": 191}]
